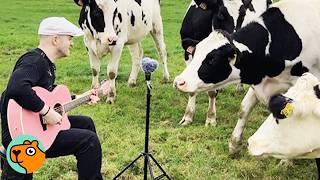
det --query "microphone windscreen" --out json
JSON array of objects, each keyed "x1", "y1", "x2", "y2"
[{"x1": 141, "y1": 57, "x2": 158, "y2": 73}]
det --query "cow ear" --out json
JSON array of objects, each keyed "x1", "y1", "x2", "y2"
[
  {"x1": 182, "y1": 38, "x2": 199, "y2": 51},
  {"x1": 242, "y1": 0, "x2": 255, "y2": 12},
  {"x1": 268, "y1": 94, "x2": 293, "y2": 119},
  {"x1": 74, "y1": 0, "x2": 84, "y2": 6},
  {"x1": 195, "y1": 0, "x2": 218, "y2": 10},
  {"x1": 217, "y1": 6, "x2": 228, "y2": 20}
]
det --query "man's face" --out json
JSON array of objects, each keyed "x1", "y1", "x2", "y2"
[{"x1": 56, "y1": 35, "x2": 73, "y2": 58}]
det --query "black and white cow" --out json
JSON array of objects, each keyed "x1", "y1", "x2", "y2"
[
  {"x1": 74, "y1": 0, "x2": 169, "y2": 103},
  {"x1": 178, "y1": 0, "x2": 270, "y2": 126},
  {"x1": 174, "y1": 0, "x2": 320, "y2": 154},
  {"x1": 248, "y1": 73, "x2": 320, "y2": 159},
  {"x1": 248, "y1": 73, "x2": 320, "y2": 178}
]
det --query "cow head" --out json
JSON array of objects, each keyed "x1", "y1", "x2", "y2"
[
  {"x1": 74, "y1": 0, "x2": 118, "y2": 45},
  {"x1": 174, "y1": 31, "x2": 245, "y2": 93},
  {"x1": 248, "y1": 73, "x2": 320, "y2": 159}
]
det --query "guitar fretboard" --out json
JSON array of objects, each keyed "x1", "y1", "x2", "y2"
[{"x1": 63, "y1": 89, "x2": 103, "y2": 112}]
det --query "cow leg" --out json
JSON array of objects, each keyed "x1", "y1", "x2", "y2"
[
  {"x1": 150, "y1": 16, "x2": 170, "y2": 83},
  {"x1": 229, "y1": 87, "x2": 258, "y2": 154},
  {"x1": 107, "y1": 43, "x2": 125, "y2": 104},
  {"x1": 88, "y1": 49, "x2": 100, "y2": 89},
  {"x1": 127, "y1": 42, "x2": 143, "y2": 87},
  {"x1": 179, "y1": 93, "x2": 197, "y2": 126},
  {"x1": 205, "y1": 90, "x2": 218, "y2": 127}
]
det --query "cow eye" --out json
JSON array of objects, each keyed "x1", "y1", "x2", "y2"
[{"x1": 26, "y1": 147, "x2": 36, "y2": 156}]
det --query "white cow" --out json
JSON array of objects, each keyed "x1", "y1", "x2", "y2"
[
  {"x1": 248, "y1": 72, "x2": 320, "y2": 179},
  {"x1": 74, "y1": 0, "x2": 169, "y2": 103},
  {"x1": 174, "y1": 0, "x2": 320, "y2": 154},
  {"x1": 248, "y1": 73, "x2": 320, "y2": 159}
]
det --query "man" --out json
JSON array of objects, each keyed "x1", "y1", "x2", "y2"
[{"x1": 0, "y1": 17, "x2": 103, "y2": 179}]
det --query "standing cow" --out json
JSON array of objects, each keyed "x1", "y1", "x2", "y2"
[
  {"x1": 174, "y1": 0, "x2": 320, "y2": 154},
  {"x1": 74, "y1": 0, "x2": 169, "y2": 103},
  {"x1": 178, "y1": 0, "x2": 270, "y2": 126}
]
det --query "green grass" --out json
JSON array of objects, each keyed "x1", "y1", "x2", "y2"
[{"x1": 0, "y1": 0, "x2": 317, "y2": 179}]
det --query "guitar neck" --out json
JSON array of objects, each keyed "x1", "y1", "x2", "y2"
[{"x1": 63, "y1": 89, "x2": 103, "y2": 112}]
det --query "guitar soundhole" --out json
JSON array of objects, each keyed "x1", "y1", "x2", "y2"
[{"x1": 53, "y1": 103, "x2": 64, "y2": 115}]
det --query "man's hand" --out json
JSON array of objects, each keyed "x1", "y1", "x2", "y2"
[
  {"x1": 40, "y1": 105, "x2": 62, "y2": 125},
  {"x1": 77, "y1": 89, "x2": 100, "y2": 105}
]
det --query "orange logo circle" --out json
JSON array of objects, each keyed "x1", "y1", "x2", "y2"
[{"x1": 7, "y1": 135, "x2": 46, "y2": 174}]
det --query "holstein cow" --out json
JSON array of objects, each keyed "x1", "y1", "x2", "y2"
[
  {"x1": 74, "y1": 0, "x2": 169, "y2": 103},
  {"x1": 248, "y1": 73, "x2": 320, "y2": 178},
  {"x1": 179, "y1": 0, "x2": 270, "y2": 126},
  {"x1": 174, "y1": 0, "x2": 320, "y2": 154}
]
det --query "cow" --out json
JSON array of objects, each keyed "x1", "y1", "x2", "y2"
[
  {"x1": 174, "y1": 0, "x2": 320, "y2": 154},
  {"x1": 73, "y1": 0, "x2": 170, "y2": 103},
  {"x1": 179, "y1": 0, "x2": 271, "y2": 126},
  {"x1": 248, "y1": 72, "x2": 320, "y2": 178}
]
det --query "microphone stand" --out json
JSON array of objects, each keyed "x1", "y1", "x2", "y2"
[{"x1": 114, "y1": 72, "x2": 171, "y2": 180}]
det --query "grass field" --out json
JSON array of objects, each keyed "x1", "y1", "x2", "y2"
[{"x1": 0, "y1": 0, "x2": 318, "y2": 179}]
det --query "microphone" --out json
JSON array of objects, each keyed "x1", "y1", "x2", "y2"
[{"x1": 140, "y1": 57, "x2": 158, "y2": 81}]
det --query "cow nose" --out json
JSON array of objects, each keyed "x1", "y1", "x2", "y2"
[
  {"x1": 174, "y1": 77, "x2": 187, "y2": 89},
  {"x1": 13, "y1": 150, "x2": 21, "y2": 156},
  {"x1": 107, "y1": 36, "x2": 118, "y2": 45}
]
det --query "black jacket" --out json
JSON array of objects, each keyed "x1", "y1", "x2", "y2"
[{"x1": 0, "y1": 48, "x2": 56, "y2": 148}]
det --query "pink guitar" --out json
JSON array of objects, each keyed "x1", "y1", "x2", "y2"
[{"x1": 7, "y1": 81, "x2": 110, "y2": 150}]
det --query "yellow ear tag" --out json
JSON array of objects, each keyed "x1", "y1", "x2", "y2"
[{"x1": 280, "y1": 103, "x2": 294, "y2": 118}]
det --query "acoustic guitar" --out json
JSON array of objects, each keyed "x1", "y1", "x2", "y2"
[{"x1": 7, "y1": 81, "x2": 110, "y2": 149}]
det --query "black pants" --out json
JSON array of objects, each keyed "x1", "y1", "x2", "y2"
[{"x1": 1, "y1": 115, "x2": 103, "y2": 180}]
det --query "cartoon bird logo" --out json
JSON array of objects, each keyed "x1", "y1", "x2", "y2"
[{"x1": 10, "y1": 140, "x2": 46, "y2": 174}]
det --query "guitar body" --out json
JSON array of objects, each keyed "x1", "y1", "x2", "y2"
[{"x1": 8, "y1": 85, "x2": 71, "y2": 150}]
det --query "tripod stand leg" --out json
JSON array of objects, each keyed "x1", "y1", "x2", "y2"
[
  {"x1": 146, "y1": 155, "x2": 155, "y2": 179},
  {"x1": 114, "y1": 153, "x2": 144, "y2": 179},
  {"x1": 149, "y1": 154, "x2": 172, "y2": 180}
]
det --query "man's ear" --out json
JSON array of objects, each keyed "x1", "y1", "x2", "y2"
[{"x1": 52, "y1": 35, "x2": 60, "y2": 46}]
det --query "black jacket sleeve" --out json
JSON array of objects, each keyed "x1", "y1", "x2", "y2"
[{"x1": 6, "y1": 63, "x2": 45, "y2": 112}]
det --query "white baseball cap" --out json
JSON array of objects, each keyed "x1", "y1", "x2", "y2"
[{"x1": 38, "y1": 17, "x2": 84, "y2": 37}]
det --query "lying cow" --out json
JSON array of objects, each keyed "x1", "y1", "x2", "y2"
[
  {"x1": 74, "y1": 0, "x2": 170, "y2": 103},
  {"x1": 174, "y1": 0, "x2": 320, "y2": 154},
  {"x1": 248, "y1": 73, "x2": 320, "y2": 178},
  {"x1": 248, "y1": 72, "x2": 320, "y2": 159},
  {"x1": 179, "y1": 0, "x2": 270, "y2": 126}
]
